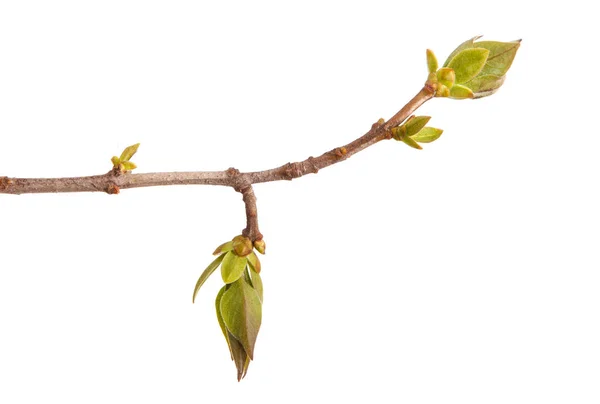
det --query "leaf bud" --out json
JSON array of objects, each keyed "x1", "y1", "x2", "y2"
[
  {"x1": 442, "y1": 36, "x2": 520, "y2": 99},
  {"x1": 253, "y1": 239, "x2": 266, "y2": 254},
  {"x1": 435, "y1": 84, "x2": 450, "y2": 98},
  {"x1": 426, "y1": 49, "x2": 438, "y2": 74},
  {"x1": 436, "y1": 68, "x2": 455, "y2": 88},
  {"x1": 232, "y1": 235, "x2": 253, "y2": 257}
]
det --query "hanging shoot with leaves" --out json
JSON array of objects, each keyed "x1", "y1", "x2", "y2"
[{"x1": 0, "y1": 36, "x2": 520, "y2": 381}]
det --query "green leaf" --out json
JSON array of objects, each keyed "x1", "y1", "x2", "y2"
[
  {"x1": 249, "y1": 269, "x2": 263, "y2": 303},
  {"x1": 449, "y1": 84, "x2": 474, "y2": 100},
  {"x1": 443, "y1": 35, "x2": 482, "y2": 67},
  {"x1": 221, "y1": 251, "x2": 248, "y2": 284},
  {"x1": 447, "y1": 48, "x2": 490, "y2": 83},
  {"x1": 111, "y1": 156, "x2": 121, "y2": 167},
  {"x1": 474, "y1": 40, "x2": 521, "y2": 77},
  {"x1": 220, "y1": 278, "x2": 262, "y2": 360},
  {"x1": 216, "y1": 286, "x2": 252, "y2": 383},
  {"x1": 192, "y1": 253, "x2": 226, "y2": 303},
  {"x1": 119, "y1": 143, "x2": 140, "y2": 162},
  {"x1": 405, "y1": 116, "x2": 431, "y2": 137},
  {"x1": 467, "y1": 74, "x2": 506, "y2": 98},
  {"x1": 411, "y1": 127, "x2": 443, "y2": 143},
  {"x1": 426, "y1": 49, "x2": 438, "y2": 74},
  {"x1": 213, "y1": 241, "x2": 233, "y2": 255},
  {"x1": 228, "y1": 331, "x2": 250, "y2": 381},
  {"x1": 401, "y1": 135, "x2": 423, "y2": 150},
  {"x1": 120, "y1": 161, "x2": 137, "y2": 171},
  {"x1": 215, "y1": 285, "x2": 232, "y2": 358},
  {"x1": 247, "y1": 251, "x2": 261, "y2": 274},
  {"x1": 218, "y1": 286, "x2": 251, "y2": 380}
]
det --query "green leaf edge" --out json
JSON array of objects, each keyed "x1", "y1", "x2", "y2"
[{"x1": 192, "y1": 253, "x2": 226, "y2": 303}]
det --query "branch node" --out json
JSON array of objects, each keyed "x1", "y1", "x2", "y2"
[
  {"x1": 106, "y1": 184, "x2": 120, "y2": 195},
  {"x1": 307, "y1": 156, "x2": 319, "y2": 174},
  {"x1": 372, "y1": 118, "x2": 385, "y2": 129},
  {"x1": 0, "y1": 176, "x2": 12, "y2": 191},
  {"x1": 284, "y1": 162, "x2": 303, "y2": 180},
  {"x1": 226, "y1": 167, "x2": 241, "y2": 177}
]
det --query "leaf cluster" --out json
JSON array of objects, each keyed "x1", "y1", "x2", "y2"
[
  {"x1": 426, "y1": 36, "x2": 520, "y2": 99},
  {"x1": 111, "y1": 143, "x2": 140, "y2": 171},
  {"x1": 193, "y1": 235, "x2": 264, "y2": 381}
]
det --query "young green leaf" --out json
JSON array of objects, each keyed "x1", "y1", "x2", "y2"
[
  {"x1": 426, "y1": 49, "x2": 438, "y2": 74},
  {"x1": 449, "y1": 84, "x2": 474, "y2": 100},
  {"x1": 119, "y1": 143, "x2": 140, "y2": 162},
  {"x1": 473, "y1": 40, "x2": 521, "y2": 77},
  {"x1": 443, "y1": 35, "x2": 482, "y2": 67},
  {"x1": 401, "y1": 135, "x2": 423, "y2": 150},
  {"x1": 465, "y1": 74, "x2": 506, "y2": 98},
  {"x1": 215, "y1": 285, "x2": 233, "y2": 359},
  {"x1": 217, "y1": 284, "x2": 252, "y2": 380},
  {"x1": 120, "y1": 161, "x2": 137, "y2": 171},
  {"x1": 447, "y1": 48, "x2": 490, "y2": 84},
  {"x1": 411, "y1": 127, "x2": 443, "y2": 143},
  {"x1": 247, "y1": 251, "x2": 261, "y2": 274},
  {"x1": 213, "y1": 241, "x2": 234, "y2": 255},
  {"x1": 228, "y1": 330, "x2": 250, "y2": 381},
  {"x1": 249, "y1": 269, "x2": 263, "y2": 303},
  {"x1": 111, "y1": 156, "x2": 121, "y2": 167},
  {"x1": 405, "y1": 116, "x2": 431, "y2": 137},
  {"x1": 192, "y1": 253, "x2": 226, "y2": 303},
  {"x1": 221, "y1": 251, "x2": 248, "y2": 284},
  {"x1": 220, "y1": 278, "x2": 262, "y2": 360}
]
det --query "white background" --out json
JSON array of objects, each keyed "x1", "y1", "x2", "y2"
[{"x1": 0, "y1": 1, "x2": 598, "y2": 403}]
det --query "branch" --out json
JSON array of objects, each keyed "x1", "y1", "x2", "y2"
[{"x1": 0, "y1": 86, "x2": 434, "y2": 195}]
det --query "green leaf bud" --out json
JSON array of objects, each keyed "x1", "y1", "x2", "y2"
[
  {"x1": 232, "y1": 235, "x2": 253, "y2": 257},
  {"x1": 426, "y1": 49, "x2": 438, "y2": 74},
  {"x1": 443, "y1": 37, "x2": 520, "y2": 99},
  {"x1": 436, "y1": 67, "x2": 455, "y2": 88},
  {"x1": 111, "y1": 156, "x2": 121, "y2": 168},
  {"x1": 435, "y1": 84, "x2": 450, "y2": 98},
  {"x1": 253, "y1": 239, "x2": 266, "y2": 254}
]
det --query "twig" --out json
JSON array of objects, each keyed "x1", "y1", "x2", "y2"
[{"x1": 0, "y1": 86, "x2": 435, "y2": 239}]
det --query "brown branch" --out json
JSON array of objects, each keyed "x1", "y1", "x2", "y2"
[{"x1": 1, "y1": 86, "x2": 434, "y2": 238}]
